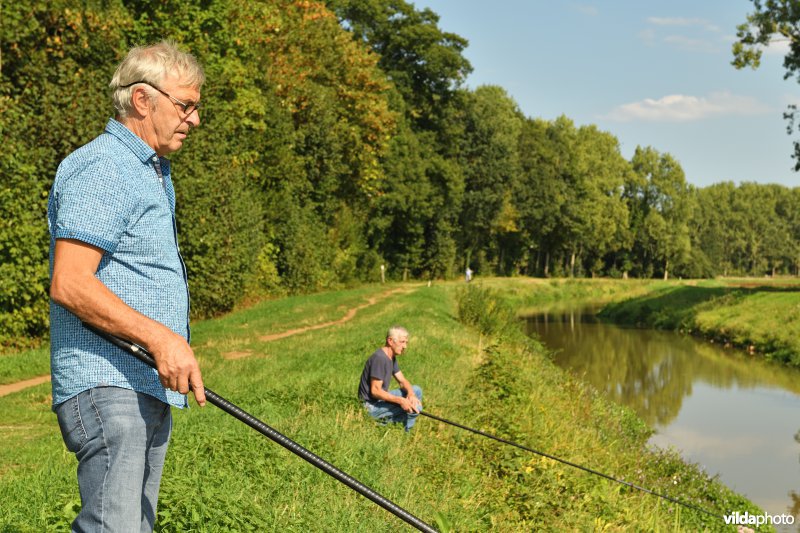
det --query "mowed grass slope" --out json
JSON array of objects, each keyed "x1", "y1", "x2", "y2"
[
  {"x1": 0, "y1": 281, "x2": 761, "y2": 531},
  {"x1": 599, "y1": 278, "x2": 800, "y2": 366}
]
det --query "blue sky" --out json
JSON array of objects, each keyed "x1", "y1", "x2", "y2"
[{"x1": 414, "y1": 0, "x2": 798, "y2": 188}]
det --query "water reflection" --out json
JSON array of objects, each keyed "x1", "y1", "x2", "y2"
[
  {"x1": 523, "y1": 308, "x2": 800, "y2": 527},
  {"x1": 524, "y1": 310, "x2": 800, "y2": 427}
]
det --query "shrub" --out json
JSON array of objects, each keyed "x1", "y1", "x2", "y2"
[{"x1": 456, "y1": 284, "x2": 519, "y2": 338}]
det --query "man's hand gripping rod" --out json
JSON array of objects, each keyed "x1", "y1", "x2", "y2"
[{"x1": 84, "y1": 324, "x2": 437, "y2": 533}]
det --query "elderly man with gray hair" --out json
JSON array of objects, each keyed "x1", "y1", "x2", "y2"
[
  {"x1": 358, "y1": 326, "x2": 424, "y2": 431},
  {"x1": 48, "y1": 41, "x2": 206, "y2": 531}
]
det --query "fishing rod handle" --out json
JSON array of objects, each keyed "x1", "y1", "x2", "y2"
[
  {"x1": 83, "y1": 324, "x2": 437, "y2": 533},
  {"x1": 86, "y1": 325, "x2": 157, "y2": 367}
]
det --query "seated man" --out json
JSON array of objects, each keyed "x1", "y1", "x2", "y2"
[{"x1": 358, "y1": 326, "x2": 423, "y2": 431}]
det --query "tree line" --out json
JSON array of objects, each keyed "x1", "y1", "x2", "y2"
[{"x1": 1, "y1": 0, "x2": 797, "y2": 347}]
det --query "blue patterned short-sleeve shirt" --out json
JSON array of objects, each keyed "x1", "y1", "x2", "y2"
[{"x1": 48, "y1": 118, "x2": 190, "y2": 409}]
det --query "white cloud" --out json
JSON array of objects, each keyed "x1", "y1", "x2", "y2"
[
  {"x1": 641, "y1": 15, "x2": 723, "y2": 51},
  {"x1": 648, "y1": 16, "x2": 706, "y2": 27},
  {"x1": 647, "y1": 16, "x2": 720, "y2": 33},
  {"x1": 664, "y1": 34, "x2": 721, "y2": 53},
  {"x1": 764, "y1": 37, "x2": 791, "y2": 56},
  {"x1": 780, "y1": 92, "x2": 800, "y2": 109},
  {"x1": 602, "y1": 92, "x2": 772, "y2": 122},
  {"x1": 638, "y1": 28, "x2": 656, "y2": 46},
  {"x1": 572, "y1": 3, "x2": 598, "y2": 16}
]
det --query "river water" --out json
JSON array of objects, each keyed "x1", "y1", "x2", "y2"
[{"x1": 523, "y1": 308, "x2": 800, "y2": 528}]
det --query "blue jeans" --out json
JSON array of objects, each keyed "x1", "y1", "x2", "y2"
[
  {"x1": 55, "y1": 386, "x2": 172, "y2": 533},
  {"x1": 364, "y1": 385, "x2": 423, "y2": 431}
]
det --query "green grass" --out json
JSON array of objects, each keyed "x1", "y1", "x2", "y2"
[
  {"x1": 473, "y1": 277, "x2": 665, "y2": 314},
  {"x1": 0, "y1": 346, "x2": 49, "y2": 385},
  {"x1": 600, "y1": 279, "x2": 800, "y2": 366},
  {"x1": 0, "y1": 280, "x2": 765, "y2": 531}
]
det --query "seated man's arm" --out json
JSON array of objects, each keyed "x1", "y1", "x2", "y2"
[
  {"x1": 51, "y1": 238, "x2": 205, "y2": 405},
  {"x1": 369, "y1": 378, "x2": 416, "y2": 413},
  {"x1": 393, "y1": 370, "x2": 421, "y2": 411}
]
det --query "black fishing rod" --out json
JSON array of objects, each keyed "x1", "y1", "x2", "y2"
[
  {"x1": 84, "y1": 325, "x2": 437, "y2": 533},
  {"x1": 420, "y1": 411, "x2": 723, "y2": 521}
]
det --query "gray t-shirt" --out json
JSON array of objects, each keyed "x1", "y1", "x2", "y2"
[{"x1": 358, "y1": 348, "x2": 400, "y2": 402}]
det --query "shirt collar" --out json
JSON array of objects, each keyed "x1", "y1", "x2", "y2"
[{"x1": 104, "y1": 118, "x2": 161, "y2": 164}]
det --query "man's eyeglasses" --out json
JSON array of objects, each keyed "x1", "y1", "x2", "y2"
[{"x1": 120, "y1": 81, "x2": 201, "y2": 115}]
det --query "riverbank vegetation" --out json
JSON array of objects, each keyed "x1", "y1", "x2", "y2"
[
  {"x1": 474, "y1": 276, "x2": 800, "y2": 369},
  {"x1": 4, "y1": 0, "x2": 800, "y2": 348},
  {"x1": 599, "y1": 277, "x2": 800, "y2": 367},
  {"x1": 0, "y1": 282, "x2": 763, "y2": 531}
]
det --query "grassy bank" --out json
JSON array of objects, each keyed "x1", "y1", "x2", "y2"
[
  {"x1": 598, "y1": 278, "x2": 800, "y2": 367},
  {"x1": 471, "y1": 277, "x2": 664, "y2": 313},
  {"x1": 0, "y1": 281, "x2": 761, "y2": 531}
]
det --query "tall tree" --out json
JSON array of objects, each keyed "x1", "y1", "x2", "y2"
[
  {"x1": 516, "y1": 117, "x2": 567, "y2": 276},
  {"x1": 126, "y1": 0, "x2": 399, "y2": 297},
  {"x1": 566, "y1": 124, "x2": 631, "y2": 277},
  {"x1": 733, "y1": 0, "x2": 800, "y2": 169},
  {"x1": 518, "y1": 117, "x2": 630, "y2": 277},
  {"x1": 783, "y1": 187, "x2": 800, "y2": 274},
  {"x1": 366, "y1": 116, "x2": 434, "y2": 279},
  {"x1": 326, "y1": 0, "x2": 471, "y2": 130},
  {"x1": 0, "y1": 0, "x2": 131, "y2": 345},
  {"x1": 629, "y1": 147, "x2": 692, "y2": 280},
  {"x1": 458, "y1": 85, "x2": 523, "y2": 275},
  {"x1": 691, "y1": 182, "x2": 740, "y2": 277},
  {"x1": 326, "y1": 0, "x2": 472, "y2": 278},
  {"x1": 732, "y1": 182, "x2": 792, "y2": 275}
]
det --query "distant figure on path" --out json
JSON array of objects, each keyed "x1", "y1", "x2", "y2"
[
  {"x1": 465, "y1": 266, "x2": 473, "y2": 282},
  {"x1": 358, "y1": 326, "x2": 423, "y2": 431}
]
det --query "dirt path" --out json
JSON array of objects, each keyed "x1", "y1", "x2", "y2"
[
  {"x1": 224, "y1": 286, "x2": 417, "y2": 359},
  {"x1": 0, "y1": 374, "x2": 50, "y2": 398},
  {"x1": 1, "y1": 286, "x2": 419, "y2": 391}
]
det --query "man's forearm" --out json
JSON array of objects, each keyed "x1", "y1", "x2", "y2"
[
  {"x1": 398, "y1": 379, "x2": 416, "y2": 398},
  {"x1": 370, "y1": 387, "x2": 403, "y2": 404}
]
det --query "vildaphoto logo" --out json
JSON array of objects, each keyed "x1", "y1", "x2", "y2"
[{"x1": 724, "y1": 511, "x2": 795, "y2": 526}]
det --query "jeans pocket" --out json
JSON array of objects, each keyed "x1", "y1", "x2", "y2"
[{"x1": 55, "y1": 394, "x2": 87, "y2": 453}]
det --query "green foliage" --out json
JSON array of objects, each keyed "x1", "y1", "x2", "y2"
[
  {"x1": 5, "y1": 0, "x2": 800, "y2": 347},
  {"x1": 456, "y1": 284, "x2": 521, "y2": 339},
  {"x1": 0, "y1": 0, "x2": 131, "y2": 347},
  {"x1": 600, "y1": 281, "x2": 800, "y2": 367},
  {"x1": 242, "y1": 241, "x2": 284, "y2": 300},
  {"x1": 277, "y1": 203, "x2": 338, "y2": 293},
  {"x1": 691, "y1": 181, "x2": 799, "y2": 277},
  {"x1": 328, "y1": 0, "x2": 472, "y2": 129},
  {"x1": 451, "y1": 282, "x2": 759, "y2": 530},
  {"x1": 1, "y1": 0, "x2": 403, "y2": 341},
  {"x1": 458, "y1": 86, "x2": 524, "y2": 275},
  {"x1": 733, "y1": 0, "x2": 800, "y2": 169},
  {"x1": 625, "y1": 146, "x2": 693, "y2": 280},
  {"x1": 515, "y1": 116, "x2": 634, "y2": 279}
]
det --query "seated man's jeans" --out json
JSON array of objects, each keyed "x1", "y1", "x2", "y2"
[
  {"x1": 55, "y1": 386, "x2": 172, "y2": 533},
  {"x1": 363, "y1": 385, "x2": 423, "y2": 431}
]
